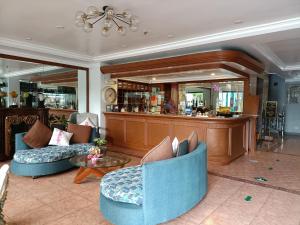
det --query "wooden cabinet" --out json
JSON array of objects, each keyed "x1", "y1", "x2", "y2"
[
  {"x1": 104, "y1": 112, "x2": 251, "y2": 165},
  {"x1": 0, "y1": 108, "x2": 49, "y2": 160}
]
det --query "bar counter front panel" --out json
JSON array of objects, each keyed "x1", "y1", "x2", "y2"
[{"x1": 104, "y1": 112, "x2": 250, "y2": 165}]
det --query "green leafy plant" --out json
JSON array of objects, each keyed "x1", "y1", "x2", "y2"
[
  {"x1": 49, "y1": 115, "x2": 69, "y2": 128},
  {"x1": 94, "y1": 137, "x2": 107, "y2": 147}
]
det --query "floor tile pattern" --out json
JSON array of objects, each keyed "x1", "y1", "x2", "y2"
[
  {"x1": 3, "y1": 151, "x2": 300, "y2": 225},
  {"x1": 208, "y1": 151, "x2": 300, "y2": 194}
]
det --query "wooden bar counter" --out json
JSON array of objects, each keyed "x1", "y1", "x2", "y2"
[{"x1": 104, "y1": 112, "x2": 251, "y2": 165}]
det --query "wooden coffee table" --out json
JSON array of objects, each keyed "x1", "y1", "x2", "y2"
[{"x1": 69, "y1": 155, "x2": 130, "y2": 184}]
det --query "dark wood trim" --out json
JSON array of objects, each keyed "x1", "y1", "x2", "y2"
[
  {"x1": 110, "y1": 63, "x2": 249, "y2": 79},
  {"x1": 101, "y1": 50, "x2": 264, "y2": 78},
  {"x1": 41, "y1": 78, "x2": 78, "y2": 84},
  {"x1": 31, "y1": 71, "x2": 78, "y2": 82},
  {"x1": 0, "y1": 53, "x2": 90, "y2": 112}
]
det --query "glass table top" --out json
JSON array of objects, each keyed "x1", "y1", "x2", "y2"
[{"x1": 69, "y1": 155, "x2": 131, "y2": 169}]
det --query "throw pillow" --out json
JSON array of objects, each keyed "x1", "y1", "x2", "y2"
[
  {"x1": 23, "y1": 120, "x2": 52, "y2": 148},
  {"x1": 141, "y1": 136, "x2": 173, "y2": 164},
  {"x1": 67, "y1": 123, "x2": 92, "y2": 144},
  {"x1": 188, "y1": 131, "x2": 198, "y2": 152},
  {"x1": 79, "y1": 117, "x2": 96, "y2": 128},
  {"x1": 176, "y1": 140, "x2": 189, "y2": 157},
  {"x1": 49, "y1": 128, "x2": 73, "y2": 146},
  {"x1": 172, "y1": 137, "x2": 179, "y2": 156}
]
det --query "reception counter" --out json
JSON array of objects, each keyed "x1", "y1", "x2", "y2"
[{"x1": 104, "y1": 112, "x2": 253, "y2": 165}]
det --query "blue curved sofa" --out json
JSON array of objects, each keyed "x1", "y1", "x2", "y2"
[
  {"x1": 100, "y1": 142, "x2": 207, "y2": 225},
  {"x1": 11, "y1": 129, "x2": 98, "y2": 177}
]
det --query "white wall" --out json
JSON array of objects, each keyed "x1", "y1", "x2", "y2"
[
  {"x1": 77, "y1": 70, "x2": 87, "y2": 113},
  {"x1": 285, "y1": 104, "x2": 300, "y2": 134},
  {"x1": 285, "y1": 82, "x2": 300, "y2": 134},
  {"x1": 88, "y1": 63, "x2": 111, "y2": 132}
]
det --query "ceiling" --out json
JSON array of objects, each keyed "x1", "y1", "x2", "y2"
[
  {"x1": 0, "y1": 59, "x2": 62, "y2": 77},
  {"x1": 0, "y1": 0, "x2": 300, "y2": 80}
]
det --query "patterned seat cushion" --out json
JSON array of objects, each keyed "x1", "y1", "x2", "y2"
[
  {"x1": 13, "y1": 143, "x2": 92, "y2": 164},
  {"x1": 100, "y1": 166, "x2": 143, "y2": 205}
]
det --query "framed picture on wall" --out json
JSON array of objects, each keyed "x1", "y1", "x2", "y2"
[
  {"x1": 106, "y1": 105, "x2": 112, "y2": 112},
  {"x1": 265, "y1": 101, "x2": 277, "y2": 118}
]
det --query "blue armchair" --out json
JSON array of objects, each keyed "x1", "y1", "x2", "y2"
[{"x1": 100, "y1": 142, "x2": 207, "y2": 225}]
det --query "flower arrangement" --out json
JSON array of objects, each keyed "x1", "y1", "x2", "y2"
[
  {"x1": 9, "y1": 91, "x2": 18, "y2": 98},
  {"x1": 87, "y1": 146, "x2": 103, "y2": 163}
]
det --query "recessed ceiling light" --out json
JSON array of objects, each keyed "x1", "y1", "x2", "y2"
[
  {"x1": 211, "y1": 73, "x2": 215, "y2": 76},
  {"x1": 55, "y1": 25, "x2": 65, "y2": 29},
  {"x1": 152, "y1": 77, "x2": 156, "y2": 81},
  {"x1": 234, "y1": 20, "x2": 244, "y2": 24},
  {"x1": 25, "y1": 37, "x2": 32, "y2": 40}
]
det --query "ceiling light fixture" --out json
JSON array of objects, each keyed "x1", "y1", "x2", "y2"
[
  {"x1": 211, "y1": 73, "x2": 215, "y2": 76},
  {"x1": 75, "y1": 5, "x2": 139, "y2": 36},
  {"x1": 234, "y1": 20, "x2": 244, "y2": 24}
]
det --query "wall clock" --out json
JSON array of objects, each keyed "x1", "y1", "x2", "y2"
[{"x1": 103, "y1": 87, "x2": 117, "y2": 104}]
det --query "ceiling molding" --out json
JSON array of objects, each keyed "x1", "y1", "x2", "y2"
[
  {"x1": 96, "y1": 17, "x2": 300, "y2": 62},
  {"x1": 253, "y1": 44, "x2": 286, "y2": 70},
  {"x1": 285, "y1": 65, "x2": 300, "y2": 71},
  {"x1": 0, "y1": 38, "x2": 93, "y2": 68},
  {"x1": 0, "y1": 17, "x2": 300, "y2": 68},
  {"x1": 254, "y1": 43, "x2": 300, "y2": 72}
]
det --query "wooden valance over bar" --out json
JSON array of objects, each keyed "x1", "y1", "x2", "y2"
[
  {"x1": 100, "y1": 50, "x2": 265, "y2": 78},
  {"x1": 30, "y1": 70, "x2": 78, "y2": 84}
]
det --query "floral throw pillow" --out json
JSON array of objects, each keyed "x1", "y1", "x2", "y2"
[{"x1": 49, "y1": 128, "x2": 73, "y2": 146}]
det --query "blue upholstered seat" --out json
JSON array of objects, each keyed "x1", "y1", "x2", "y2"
[
  {"x1": 13, "y1": 143, "x2": 92, "y2": 164},
  {"x1": 101, "y1": 166, "x2": 143, "y2": 205},
  {"x1": 100, "y1": 142, "x2": 208, "y2": 225}
]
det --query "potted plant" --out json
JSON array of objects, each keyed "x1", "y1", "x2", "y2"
[
  {"x1": 94, "y1": 137, "x2": 108, "y2": 155},
  {"x1": 50, "y1": 115, "x2": 68, "y2": 130}
]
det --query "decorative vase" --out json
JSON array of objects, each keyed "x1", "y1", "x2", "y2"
[
  {"x1": 12, "y1": 97, "x2": 17, "y2": 106},
  {"x1": 99, "y1": 145, "x2": 107, "y2": 156},
  {"x1": 91, "y1": 157, "x2": 98, "y2": 164}
]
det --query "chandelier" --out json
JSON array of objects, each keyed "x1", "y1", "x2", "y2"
[{"x1": 75, "y1": 5, "x2": 139, "y2": 36}]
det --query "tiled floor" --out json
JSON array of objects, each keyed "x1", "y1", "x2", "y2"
[
  {"x1": 3, "y1": 151, "x2": 300, "y2": 225},
  {"x1": 258, "y1": 135, "x2": 300, "y2": 156},
  {"x1": 209, "y1": 151, "x2": 300, "y2": 194}
]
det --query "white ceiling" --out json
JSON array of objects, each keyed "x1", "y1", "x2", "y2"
[
  {"x1": 0, "y1": 59, "x2": 62, "y2": 78},
  {"x1": 0, "y1": 0, "x2": 300, "y2": 80},
  {"x1": 0, "y1": 59, "x2": 40, "y2": 75}
]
